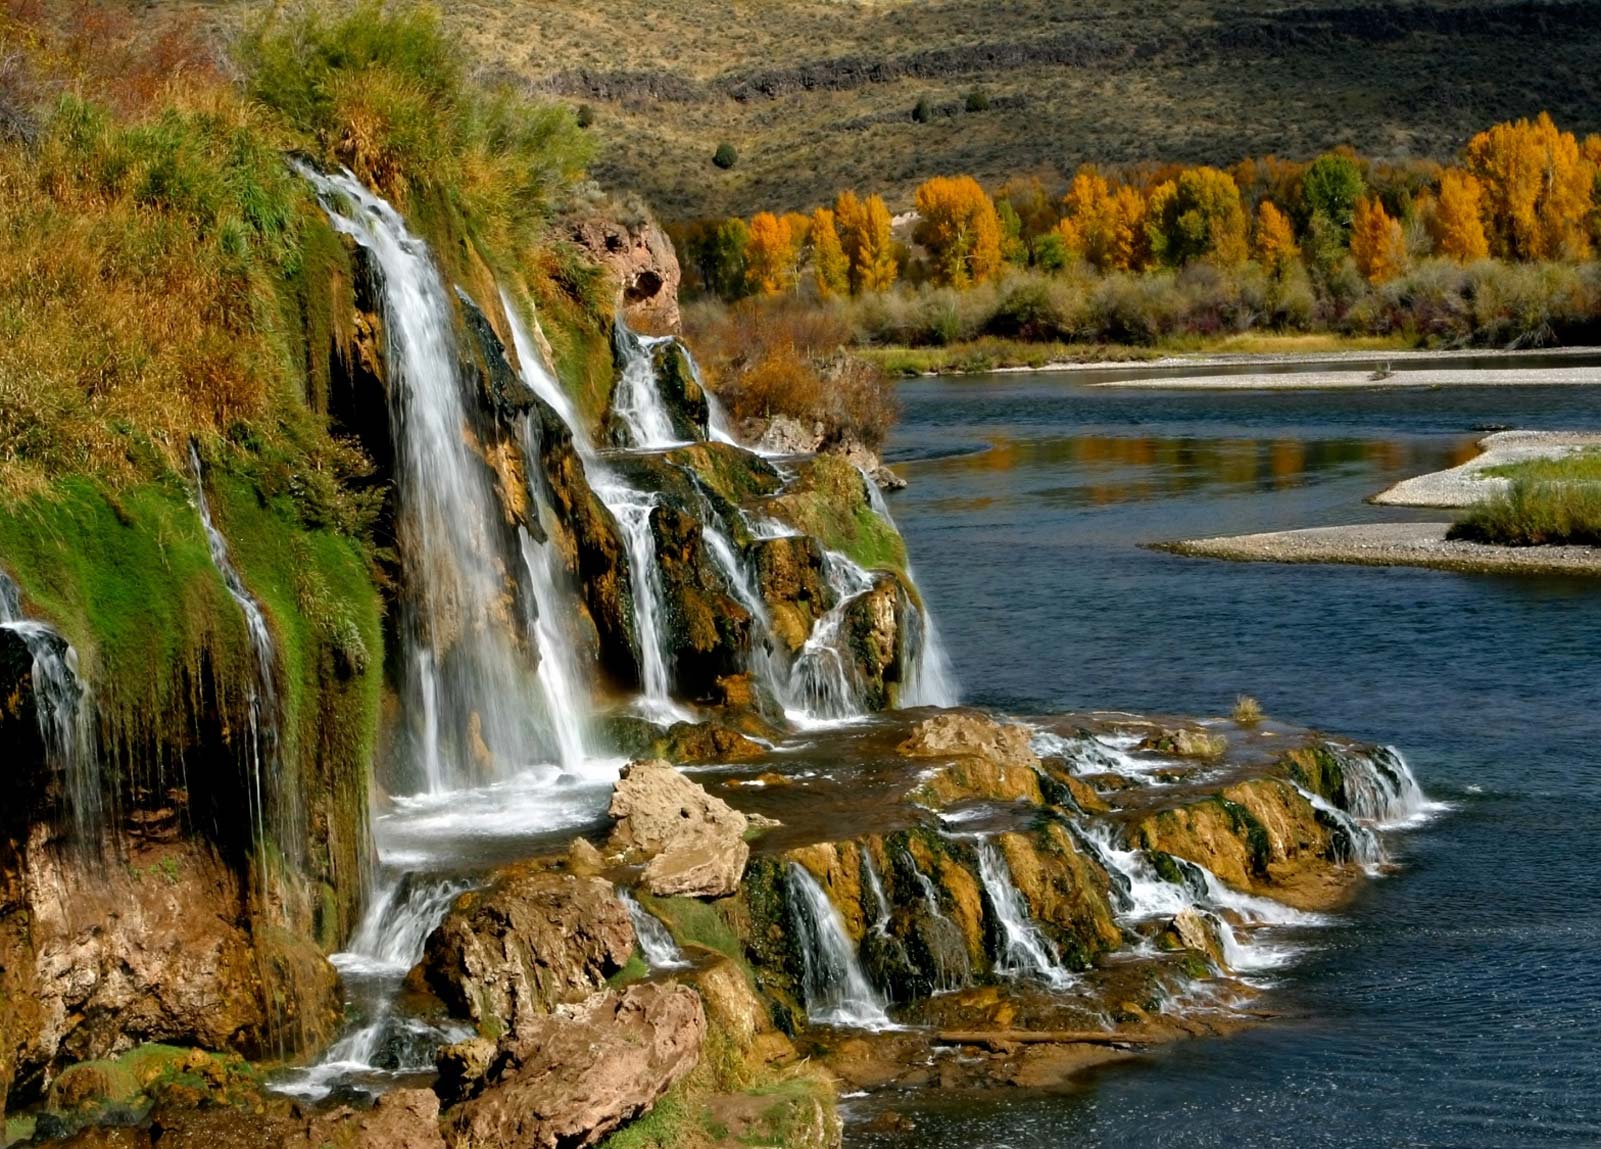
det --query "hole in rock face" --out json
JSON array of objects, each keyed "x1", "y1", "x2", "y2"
[{"x1": 626, "y1": 271, "x2": 664, "y2": 303}]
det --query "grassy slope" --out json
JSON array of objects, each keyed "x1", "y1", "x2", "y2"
[{"x1": 345, "y1": 0, "x2": 1601, "y2": 218}]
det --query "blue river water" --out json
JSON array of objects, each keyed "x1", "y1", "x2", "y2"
[{"x1": 851, "y1": 371, "x2": 1601, "y2": 1147}]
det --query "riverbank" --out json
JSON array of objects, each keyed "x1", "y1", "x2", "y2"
[
  {"x1": 1374, "y1": 430, "x2": 1601, "y2": 507},
  {"x1": 1158, "y1": 522, "x2": 1601, "y2": 577}
]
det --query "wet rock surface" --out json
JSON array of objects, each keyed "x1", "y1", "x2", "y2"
[{"x1": 418, "y1": 869, "x2": 634, "y2": 1035}]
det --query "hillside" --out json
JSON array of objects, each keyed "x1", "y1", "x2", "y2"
[{"x1": 393, "y1": 0, "x2": 1598, "y2": 219}]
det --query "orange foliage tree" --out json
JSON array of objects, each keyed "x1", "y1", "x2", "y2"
[
  {"x1": 912, "y1": 175, "x2": 1003, "y2": 287},
  {"x1": 1350, "y1": 197, "x2": 1406, "y2": 283},
  {"x1": 1145, "y1": 166, "x2": 1248, "y2": 267},
  {"x1": 809, "y1": 207, "x2": 850, "y2": 297},
  {"x1": 1463, "y1": 112, "x2": 1595, "y2": 260},
  {"x1": 1057, "y1": 168, "x2": 1148, "y2": 271},
  {"x1": 1432, "y1": 169, "x2": 1489, "y2": 263},
  {"x1": 1252, "y1": 200, "x2": 1299, "y2": 273},
  {"x1": 835, "y1": 190, "x2": 898, "y2": 294},
  {"x1": 745, "y1": 211, "x2": 795, "y2": 294}
]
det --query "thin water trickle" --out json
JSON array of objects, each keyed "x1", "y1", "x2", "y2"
[
  {"x1": 974, "y1": 839, "x2": 1076, "y2": 989},
  {"x1": 620, "y1": 889, "x2": 689, "y2": 970},
  {"x1": 903, "y1": 852, "x2": 971, "y2": 993},
  {"x1": 0, "y1": 570, "x2": 102, "y2": 846}
]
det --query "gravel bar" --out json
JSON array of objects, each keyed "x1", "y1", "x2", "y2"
[{"x1": 1373, "y1": 430, "x2": 1601, "y2": 508}]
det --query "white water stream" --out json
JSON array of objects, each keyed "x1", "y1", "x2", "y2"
[{"x1": 787, "y1": 863, "x2": 893, "y2": 1029}]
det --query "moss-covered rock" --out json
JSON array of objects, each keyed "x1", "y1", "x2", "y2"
[{"x1": 760, "y1": 455, "x2": 906, "y2": 574}]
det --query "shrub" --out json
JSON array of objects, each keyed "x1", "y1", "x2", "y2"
[
  {"x1": 712, "y1": 141, "x2": 738, "y2": 169},
  {"x1": 912, "y1": 96, "x2": 932, "y2": 124},
  {"x1": 1449, "y1": 480, "x2": 1601, "y2": 546},
  {"x1": 1232, "y1": 695, "x2": 1264, "y2": 725}
]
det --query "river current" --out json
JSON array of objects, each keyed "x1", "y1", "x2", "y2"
[{"x1": 850, "y1": 369, "x2": 1601, "y2": 1146}]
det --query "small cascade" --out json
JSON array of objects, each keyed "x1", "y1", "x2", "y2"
[
  {"x1": 676, "y1": 339, "x2": 738, "y2": 446},
  {"x1": 515, "y1": 525, "x2": 590, "y2": 773},
  {"x1": 974, "y1": 840, "x2": 1075, "y2": 989},
  {"x1": 859, "y1": 846, "x2": 892, "y2": 936},
  {"x1": 191, "y1": 447, "x2": 302, "y2": 875},
  {"x1": 700, "y1": 520, "x2": 789, "y2": 706},
  {"x1": 591, "y1": 474, "x2": 685, "y2": 721},
  {"x1": 0, "y1": 571, "x2": 102, "y2": 845},
  {"x1": 610, "y1": 321, "x2": 683, "y2": 449},
  {"x1": 1333, "y1": 745, "x2": 1435, "y2": 827},
  {"x1": 903, "y1": 852, "x2": 971, "y2": 993},
  {"x1": 786, "y1": 864, "x2": 892, "y2": 1029},
  {"x1": 301, "y1": 165, "x2": 540, "y2": 791},
  {"x1": 855, "y1": 468, "x2": 959, "y2": 708},
  {"x1": 783, "y1": 552, "x2": 876, "y2": 723},
  {"x1": 1292, "y1": 783, "x2": 1385, "y2": 871},
  {"x1": 280, "y1": 871, "x2": 472, "y2": 1099},
  {"x1": 619, "y1": 889, "x2": 689, "y2": 970}
]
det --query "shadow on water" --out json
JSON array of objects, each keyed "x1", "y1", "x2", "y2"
[{"x1": 852, "y1": 373, "x2": 1601, "y2": 1147}]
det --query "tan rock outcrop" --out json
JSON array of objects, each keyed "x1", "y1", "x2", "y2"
[
  {"x1": 568, "y1": 215, "x2": 681, "y2": 335},
  {"x1": 418, "y1": 868, "x2": 634, "y2": 1036},
  {"x1": 898, "y1": 712, "x2": 1040, "y2": 771},
  {"x1": 442, "y1": 984, "x2": 705, "y2": 1149},
  {"x1": 287, "y1": 1088, "x2": 446, "y2": 1149},
  {"x1": 608, "y1": 759, "x2": 753, "y2": 897}
]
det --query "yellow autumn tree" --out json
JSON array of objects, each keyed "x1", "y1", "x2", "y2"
[
  {"x1": 1252, "y1": 200, "x2": 1299, "y2": 273},
  {"x1": 1463, "y1": 112, "x2": 1595, "y2": 260},
  {"x1": 913, "y1": 175, "x2": 1003, "y2": 287},
  {"x1": 1432, "y1": 169, "x2": 1489, "y2": 263},
  {"x1": 809, "y1": 207, "x2": 850, "y2": 298},
  {"x1": 836, "y1": 190, "x2": 897, "y2": 294},
  {"x1": 1145, "y1": 166, "x2": 1249, "y2": 267},
  {"x1": 745, "y1": 211, "x2": 795, "y2": 295},
  {"x1": 1350, "y1": 197, "x2": 1406, "y2": 283},
  {"x1": 1056, "y1": 169, "x2": 1147, "y2": 271}
]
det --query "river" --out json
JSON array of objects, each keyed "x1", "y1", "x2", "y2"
[{"x1": 848, "y1": 370, "x2": 1601, "y2": 1146}]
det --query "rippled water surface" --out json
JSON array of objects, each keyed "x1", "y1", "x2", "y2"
[{"x1": 854, "y1": 370, "x2": 1601, "y2": 1146}]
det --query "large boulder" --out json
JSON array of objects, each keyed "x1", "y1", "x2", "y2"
[
  {"x1": 441, "y1": 983, "x2": 705, "y2": 1149},
  {"x1": 608, "y1": 760, "x2": 751, "y2": 898},
  {"x1": 285, "y1": 1088, "x2": 447, "y2": 1149},
  {"x1": 418, "y1": 869, "x2": 634, "y2": 1036},
  {"x1": 898, "y1": 712, "x2": 1039, "y2": 771}
]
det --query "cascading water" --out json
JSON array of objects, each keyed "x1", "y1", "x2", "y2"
[
  {"x1": 856, "y1": 468, "x2": 959, "y2": 708},
  {"x1": 610, "y1": 321, "x2": 683, "y2": 449},
  {"x1": 1292, "y1": 783, "x2": 1385, "y2": 871},
  {"x1": 676, "y1": 339, "x2": 738, "y2": 446},
  {"x1": 301, "y1": 165, "x2": 540, "y2": 790},
  {"x1": 974, "y1": 840, "x2": 1075, "y2": 989},
  {"x1": 498, "y1": 287, "x2": 592, "y2": 458},
  {"x1": 593, "y1": 476, "x2": 685, "y2": 721},
  {"x1": 786, "y1": 864, "x2": 892, "y2": 1028},
  {"x1": 0, "y1": 570, "x2": 102, "y2": 845},
  {"x1": 192, "y1": 446, "x2": 302, "y2": 877},
  {"x1": 783, "y1": 551, "x2": 876, "y2": 723},
  {"x1": 279, "y1": 872, "x2": 473, "y2": 1099},
  {"x1": 515, "y1": 525, "x2": 590, "y2": 773},
  {"x1": 860, "y1": 846, "x2": 892, "y2": 936},
  {"x1": 904, "y1": 852, "x2": 971, "y2": 993},
  {"x1": 619, "y1": 889, "x2": 689, "y2": 970},
  {"x1": 1332, "y1": 744, "x2": 1436, "y2": 827}
]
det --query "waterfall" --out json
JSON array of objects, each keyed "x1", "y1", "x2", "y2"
[
  {"x1": 1291, "y1": 783, "x2": 1385, "y2": 871},
  {"x1": 278, "y1": 871, "x2": 473, "y2": 1099},
  {"x1": 677, "y1": 339, "x2": 738, "y2": 446},
  {"x1": 903, "y1": 853, "x2": 971, "y2": 992},
  {"x1": 619, "y1": 889, "x2": 689, "y2": 970},
  {"x1": 515, "y1": 525, "x2": 589, "y2": 773},
  {"x1": 859, "y1": 846, "x2": 892, "y2": 936},
  {"x1": 0, "y1": 571, "x2": 102, "y2": 846},
  {"x1": 783, "y1": 552, "x2": 875, "y2": 723},
  {"x1": 610, "y1": 321, "x2": 683, "y2": 449},
  {"x1": 786, "y1": 864, "x2": 892, "y2": 1029},
  {"x1": 300, "y1": 165, "x2": 540, "y2": 791},
  {"x1": 855, "y1": 468, "x2": 959, "y2": 708},
  {"x1": 974, "y1": 840, "x2": 1075, "y2": 989},
  {"x1": 498, "y1": 286, "x2": 592, "y2": 459},
  {"x1": 191, "y1": 446, "x2": 303, "y2": 875},
  {"x1": 591, "y1": 474, "x2": 685, "y2": 721},
  {"x1": 700, "y1": 520, "x2": 790, "y2": 707},
  {"x1": 1333, "y1": 745, "x2": 1436, "y2": 827}
]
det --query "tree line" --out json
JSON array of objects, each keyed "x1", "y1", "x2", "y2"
[{"x1": 672, "y1": 112, "x2": 1601, "y2": 303}]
